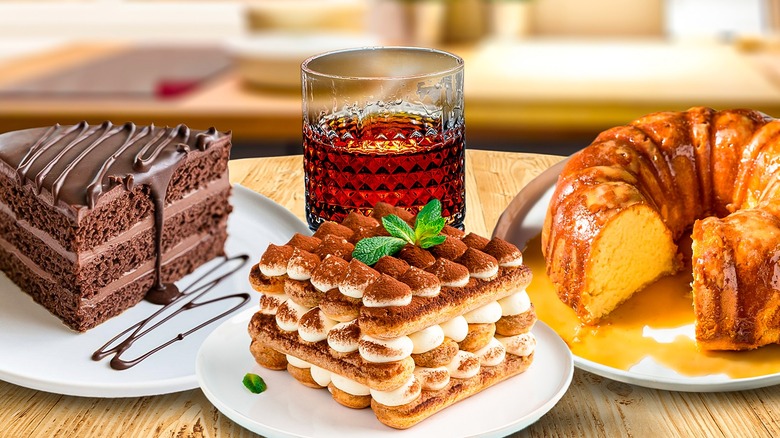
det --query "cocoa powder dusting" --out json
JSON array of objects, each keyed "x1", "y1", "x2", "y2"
[
  {"x1": 364, "y1": 274, "x2": 413, "y2": 302},
  {"x1": 398, "y1": 244, "x2": 436, "y2": 268},
  {"x1": 259, "y1": 244, "x2": 294, "y2": 270},
  {"x1": 374, "y1": 256, "x2": 410, "y2": 277},
  {"x1": 429, "y1": 236, "x2": 468, "y2": 260},
  {"x1": 286, "y1": 233, "x2": 322, "y2": 252},
  {"x1": 456, "y1": 248, "x2": 498, "y2": 275},
  {"x1": 482, "y1": 237, "x2": 522, "y2": 264}
]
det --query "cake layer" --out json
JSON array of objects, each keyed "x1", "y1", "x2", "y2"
[
  {"x1": 0, "y1": 183, "x2": 231, "y2": 298},
  {"x1": 359, "y1": 266, "x2": 532, "y2": 338},
  {"x1": 371, "y1": 352, "x2": 533, "y2": 429},
  {"x1": 0, "y1": 123, "x2": 231, "y2": 252},
  {"x1": 0, "y1": 222, "x2": 227, "y2": 331},
  {"x1": 249, "y1": 312, "x2": 415, "y2": 392}
]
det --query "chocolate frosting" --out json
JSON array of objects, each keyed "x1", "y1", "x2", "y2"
[{"x1": 0, "y1": 122, "x2": 230, "y2": 304}]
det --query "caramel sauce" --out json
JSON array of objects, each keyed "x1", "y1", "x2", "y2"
[{"x1": 524, "y1": 234, "x2": 780, "y2": 378}]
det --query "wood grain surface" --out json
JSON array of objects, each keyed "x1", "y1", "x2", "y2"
[{"x1": 2, "y1": 150, "x2": 779, "y2": 437}]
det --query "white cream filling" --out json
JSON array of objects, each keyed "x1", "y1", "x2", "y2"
[
  {"x1": 446, "y1": 350, "x2": 481, "y2": 379},
  {"x1": 299, "y1": 309, "x2": 338, "y2": 343},
  {"x1": 497, "y1": 332, "x2": 537, "y2": 357},
  {"x1": 413, "y1": 366, "x2": 450, "y2": 391},
  {"x1": 463, "y1": 301, "x2": 503, "y2": 324},
  {"x1": 258, "y1": 292, "x2": 287, "y2": 315},
  {"x1": 327, "y1": 319, "x2": 360, "y2": 353},
  {"x1": 474, "y1": 337, "x2": 506, "y2": 366},
  {"x1": 498, "y1": 290, "x2": 531, "y2": 316},
  {"x1": 275, "y1": 300, "x2": 310, "y2": 332},
  {"x1": 330, "y1": 373, "x2": 370, "y2": 396},
  {"x1": 362, "y1": 291, "x2": 412, "y2": 308},
  {"x1": 471, "y1": 264, "x2": 499, "y2": 279},
  {"x1": 408, "y1": 325, "x2": 445, "y2": 354},
  {"x1": 310, "y1": 365, "x2": 332, "y2": 387},
  {"x1": 358, "y1": 334, "x2": 414, "y2": 363},
  {"x1": 440, "y1": 316, "x2": 469, "y2": 342},
  {"x1": 369, "y1": 375, "x2": 421, "y2": 407},
  {"x1": 499, "y1": 254, "x2": 523, "y2": 268},
  {"x1": 442, "y1": 275, "x2": 470, "y2": 288},
  {"x1": 285, "y1": 354, "x2": 312, "y2": 369}
]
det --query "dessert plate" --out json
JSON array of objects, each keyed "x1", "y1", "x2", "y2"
[
  {"x1": 493, "y1": 158, "x2": 780, "y2": 392},
  {"x1": 196, "y1": 307, "x2": 573, "y2": 438},
  {"x1": 0, "y1": 185, "x2": 310, "y2": 397}
]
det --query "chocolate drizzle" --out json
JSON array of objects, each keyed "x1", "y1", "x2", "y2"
[
  {"x1": 0, "y1": 121, "x2": 228, "y2": 303},
  {"x1": 92, "y1": 254, "x2": 251, "y2": 370}
]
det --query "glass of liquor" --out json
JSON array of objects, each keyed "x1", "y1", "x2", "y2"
[{"x1": 301, "y1": 46, "x2": 465, "y2": 230}]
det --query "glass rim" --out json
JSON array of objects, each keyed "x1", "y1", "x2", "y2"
[{"x1": 301, "y1": 46, "x2": 464, "y2": 81}]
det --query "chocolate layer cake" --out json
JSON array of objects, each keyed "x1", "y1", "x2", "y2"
[{"x1": 0, "y1": 121, "x2": 232, "y2": 331}]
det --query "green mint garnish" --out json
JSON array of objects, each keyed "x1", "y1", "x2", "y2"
[
  {"x1": 243, "y1": 372, "x2": 267, "y2": 394},
  {"x1": 353, "y1": 235, "x2": 408, "y2": 266},
  {"x1": 352, "y1": 199, "x2": 448, "y2": 265}
]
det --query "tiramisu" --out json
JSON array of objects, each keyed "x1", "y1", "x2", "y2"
[{"x1": 247, "y1": 202, "x2": 536, "y2": 429}]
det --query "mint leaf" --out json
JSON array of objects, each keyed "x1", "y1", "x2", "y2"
[
  {"x1": 418, "y1": 234, "x2": 446, "y2": 249},
  {"x1": 413, "y1": 200, "x2": 447, "y2": 245},
  {"x1": 243, "y1": 373, "x2": 267, "y2": 394},
  {"x1": 352, "y1": 236, "x2": 407, "y2": 265},
  {"x1": 382, "y1": 214, "x2": 415, "y2": 244},
  {"x1": 415, "y1": 199, "x2": 443, "y2": 232}
]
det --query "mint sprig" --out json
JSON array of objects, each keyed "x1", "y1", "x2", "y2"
[
  {"x1": 352, "y1": 199, "x2": 448, "y2": 265},
  {"x1": 243, "y1": 372, "x2": 267, "y2": 394}
]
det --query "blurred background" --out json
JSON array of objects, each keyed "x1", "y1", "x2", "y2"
[{"x1": 0, "y1": 0, "x2": 779, "y2": 158}]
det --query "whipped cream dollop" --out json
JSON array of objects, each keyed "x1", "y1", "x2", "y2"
[
  {"x1": 463, "y1": 301, "x2": 503, "y2": 324},
  {"x1": 413, "y1": 366, "x2": 450, "y2": 391},
  {"x1": 398, "y1": 266, "x2": 441, "y2": 298},
  {"x1": 408, "y1": 325, "x2": 445, "y2": 354},
  {"x1": 330, "y1": 373, "x2": 371, "y2": 396},
  {"x1": 258, "y1": 244, "x2": 292, "y2": 277},
  {"x1": 358, "y1": 334, "x2": 414, "y2": 363},
  {"x1": 310, "y1": 254, "x2": 348, "y2": 292},
  {"x1": 339, "y1": 259, "x2": 380, "y2": 299},
  {"x1": 474, "y1": 337, "x2": 506, "y2": 366},
  {"x1": 275, "y1": 300, "x2": 311, "y2": 332},
  {"x1": 370, "y1": 375, "x2": 422, "y2": 407},
  {"x1": 497, "y1": 332, "x2": 537, "y2": 357},
  {"x1": 286, "y1": 247, "x2": 320, "y2": 281},
  {"x1": 426, "y1": 258, "x2": 470, "y2": 288},
  {"x1": 498, "y1": 290, "x2": 531, "y2": 316},
  {"x1": 285, "y1": 354, "x2": 312, "y2": 369},
  {"x1": 257, "y1": 292, "x2": 287, "y2": 315},
  {"x1": 446, "y1": 350, "x2": 481, "y2": 379},
  {"x1": 439, "y1": 316, "x2": 469, "y2": 342},
  {"x1": 310, "y1": 365, "x2": 332, "y2": 387},
  {"x1": 362, "y1": 274, "x2": 413, "y2": 308},
  {"x1": 457, "y1": 247, "x2": 499, "y2": 280},
  {"x1": 298, "y1": 308, "x2": 338, "y2": 343},
  {"x1": 327, "y1": 319, "x2": 360, "y2": 353},
  {"x1": 483, "y1": 238, "x2": 523, "y2": 267}
]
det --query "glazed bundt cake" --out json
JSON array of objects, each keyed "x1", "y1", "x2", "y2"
[{"x1": 542, "y1": 106, "x2": 780, "y2": 351}]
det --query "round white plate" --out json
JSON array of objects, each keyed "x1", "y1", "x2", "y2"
[
  {"x1": 493, "y1": 158, "x2": 780, "y2": 392},
  {"x1": 196, "y1": 308, "x2": 573, "y2": 438},
  {"x1": 0, "y1": 185, "x2": 310, "y2": 397}
]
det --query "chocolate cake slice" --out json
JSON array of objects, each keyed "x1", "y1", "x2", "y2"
[{"x1": 0, "y1": 121, "x2": 232, "y2": 331}]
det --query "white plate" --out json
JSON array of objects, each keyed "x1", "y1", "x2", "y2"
[
  {"x1": 493, "y1": 158, "x2": 780, "y2": 392},
  {"x1": 196, "y1": 308, "x2": 573, "y2": 438},
  {"x1": 0, "y1": 185, "x2": 310, "y2": 397}
]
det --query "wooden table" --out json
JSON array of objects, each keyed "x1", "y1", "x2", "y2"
[{"x1": 2, "y1": 150, "x2": 779, "y2": 437}]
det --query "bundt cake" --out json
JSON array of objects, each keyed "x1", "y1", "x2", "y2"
[{"x1": 542, "y1": 106, "x2": 780, "y2": 351}]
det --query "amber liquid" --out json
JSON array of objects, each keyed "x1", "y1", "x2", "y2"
[
  {"x1": 303, "y1": 112, "x2": 465, "y2": 230},
  {"x1": 524, "y1": 234, "x2": 780, "y2": 379}
]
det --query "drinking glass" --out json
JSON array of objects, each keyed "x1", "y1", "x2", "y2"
[{"x1": 301, "y1": 46, "x2": 465, "y2": 230}]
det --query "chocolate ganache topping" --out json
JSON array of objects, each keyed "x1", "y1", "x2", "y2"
[{"x1": 0, "y1": 121, "x2": 229, "y2": 304}]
